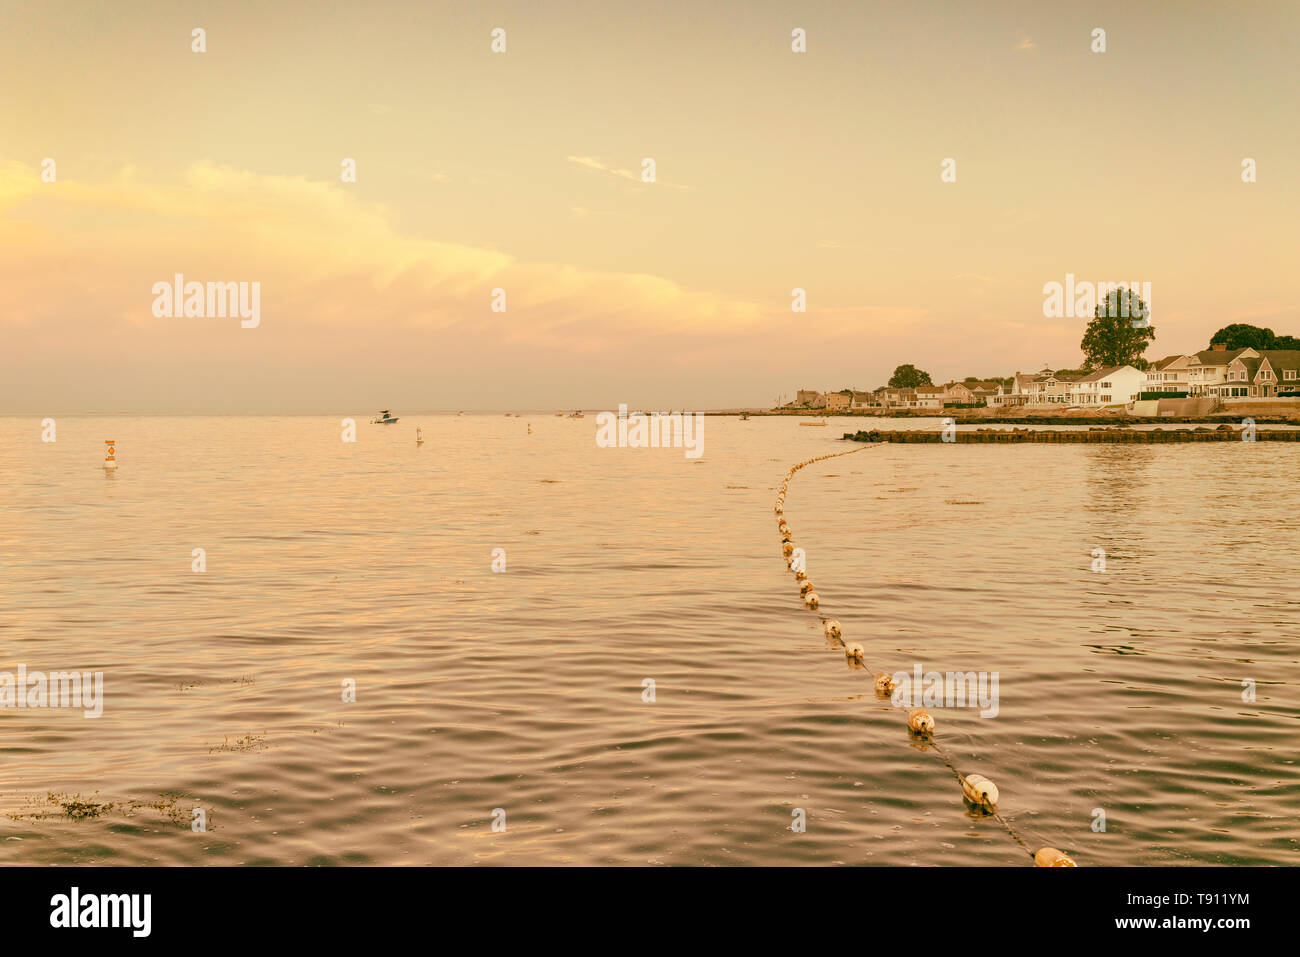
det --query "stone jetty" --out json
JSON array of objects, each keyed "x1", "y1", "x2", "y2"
[{"x1": 845, "y1": 426, "x2": 1300, "y2": 443}]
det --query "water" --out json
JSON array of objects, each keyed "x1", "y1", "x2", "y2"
[{"x1": 1, "y1": 415, "x2": 1297, "y2": 865}]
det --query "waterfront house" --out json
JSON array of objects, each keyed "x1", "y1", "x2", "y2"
[
  {"x1": 1215, "y1": 349, "x2": 1300, "y2": 398},
  {"x1": 914, "y1": 385, "x2": 946, "y2": 409},
  {"x1": 1026, "y1": 370, "x2": 1080, "y2": 405},
  {"x1": 944, "y1": 381, "x2": 976, "y2": 404},
  {"x1": 987, "y1": 371, "x2": 1039, "y2": 407},
  {"x1": 1068, "y1": 365, "x2": 1146, "y2": 406},
  {"x1": 1144, "y1": 355, "x2": 1191, "y2": 394},
  {"x1": 849, "y1": 390, "x2": 879, "y2": 411},
  {"x1": 1186, "y1": 345, "x2": 1256, "y2": 396},
  {"x1": 825, "y1": 389, "x2": 853, "y2": 412},
  {"x1": 795, "y1": 389, "x2": 827, "y2": 409},
  {"x1": 966, "y1": 380, "x2": 1002, "y2": 404}
]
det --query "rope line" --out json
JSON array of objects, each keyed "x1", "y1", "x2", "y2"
[{"x1": 775, "y1": 441, "x2": 1076, "y2": 867}]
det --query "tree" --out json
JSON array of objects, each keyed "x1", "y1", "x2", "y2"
[
  {"x1": 1276, "y1": 335, "x2": 1300, "y2": 350},
  {"x1": 1080, "y1": 289, "x2": 1155, "y2": 370},
  {"x1": 1210, "y1": 323, "x2": 1275, "y2": 351},
  {"x1": 888, "y1": 364, "x2": 933, "y2": 388}
]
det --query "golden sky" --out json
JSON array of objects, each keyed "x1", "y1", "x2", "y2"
[{"x1": 2, "y1": 0, "x2": 1298, "y2": 411}]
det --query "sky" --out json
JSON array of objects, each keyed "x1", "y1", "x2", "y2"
[{"x1": 2, "y1": 0, "x2": 1298, "y2": 412}]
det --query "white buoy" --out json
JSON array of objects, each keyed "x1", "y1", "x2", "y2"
[
  {"x1": 1034, "y1": 847, "x2": 1077, "y2": 867},
  {"x1": 961, "y1": 773, "x2": 999, "y2": 810},
  {"x1": 416, "y1": 428, "x2": 424, "y2": 445},
  {"x1": 874, "y1": 672, "x2": 896, "y2": 695},
  {"x1": 824, "y1": 619, "x2": 841, "y2": 638},
  {"x1": 907, "y1": 709, "x2": 935, "y2": 734},
  {"x1": 844, "y1": 641, "x2": 864, "y2": 661},
  {"x1": 103, "y1": 439, "x2": 117, "y2": 472},
  {"x1": 803, "y1": 592, "x2": 819, "y2": 609}
]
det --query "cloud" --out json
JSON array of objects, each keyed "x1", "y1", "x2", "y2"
[
  {"x1": 567, "y1": 155, "x2": 689, "y2": 190},
  {"x1": 0, "y1": 161, "x2": 751, "y2": 348}
]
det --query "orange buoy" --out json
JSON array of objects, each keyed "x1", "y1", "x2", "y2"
[{"x1": 1034, "y1": 847, "x2": 1077, "y2": 867}]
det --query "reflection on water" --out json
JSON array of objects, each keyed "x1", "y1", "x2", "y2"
[{"x1": 0, "y1": 415, "x2": 1296, "y2": 865}]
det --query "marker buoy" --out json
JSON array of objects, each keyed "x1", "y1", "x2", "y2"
[
  {"x1": 794, "y1": 569, "x2": 807, "y2": 582},
  {"x1": 1033, "y1": 847, "x2": 1077, "y2": 867},
  {"x1": 874, "y1": 672, "x2": 896, "y2": 695},
  {"x1": 782, "y1": 542, "x2": 795, "y2": 558},
  {"x1": 907, "y1": 709, "x2": 935, "y2": 734},
  {"x1": 823, "y1": 619, "x2": 841, "y2": 638},
  {"x1": 803, "y1": 592, "x2": 819, "y2": 609},
  {"x1": 844, "y1": 642, "x2": 864, "y2": 661},
  {"x1": 961, "y1": 773, "x2": 999, "y2": 810},
  {"x1": 103, "y1": 440, "x2": 117, "y2": 471},
  {"x1": 416, "y1": 428, "x2": 424, "y2": 445},
  {"x1": 799, "y1": 580, "x2": 813, "y2": 596}
]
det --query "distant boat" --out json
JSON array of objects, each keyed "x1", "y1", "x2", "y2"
[
  {"x1": 370, "y1": 409, "x2": 399, "y2": 424},
  {"x1": 554, "y1": 412, "x2": 564, "y2": 417},
  {"x1": 740, "y1": 413, "x2": 750, "y2": 420},
  {"x1": 568, "y1": 411, "x2": 584, "y2": 418},
  {"x1": 799, "y1": 419, "x2": 827, "y2": 427}
]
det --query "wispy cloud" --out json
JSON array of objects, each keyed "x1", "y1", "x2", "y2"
[{"x1": 567, "y1": 155, "x2": 689, "y2": 190}]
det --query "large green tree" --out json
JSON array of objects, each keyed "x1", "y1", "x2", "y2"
[
  {"x1": 1210, "y1": 323, "x2": 1276, "y2": 350},
  {"x1": 1080, "y1": 290, "x2": 1155, "y2": 370},
  {"x1": 888, "y1": 364, "x2": 933, "y2": 388}
]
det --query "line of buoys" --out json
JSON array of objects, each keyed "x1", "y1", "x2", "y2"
[{"x1": 775, "y1": 441, "x2": 1076, "y2": 867}]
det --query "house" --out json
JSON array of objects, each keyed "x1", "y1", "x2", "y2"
[
  {"x1": 1215, "y1": 349, "x2": 1300, "y2": 398},
  {"x1": 1026, "y1": 369, "x2": 1081, "y2": 405},
  {"x1": 849, "y1": 390, "x2": 879, "y2": 411},
  {"x1": 943, "y1": 380, "x2": 999, "y2": 405},
  {"x1": 1186, "y1": 345, "x2": 1256, "y2": 396},
  {"x1": 1068, "y1": 365, "x2": 1146, "y2": 406},
  {"x1": 944, "y1": 382, "x2": 976, "y2": 404},
  {"x1": 794, "y1": 389, "x2": 826, "y2": 409},
  {"x1": 987, "y1": 371, "x2": 1039, "y2": 407},
  {"x1": 914, "y1": 385, "x2": 946, "y2": 409},
  {"x1": 1144, "y1": 355, "x2": 1191, "y2": 395},
  {"x1": 825, "y1": 389, "x2": 853, "y2": 412},
  {"x1": 966, "y1": 380, "x2": 1002, "y2": 403}
]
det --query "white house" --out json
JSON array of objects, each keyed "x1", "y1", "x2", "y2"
[
  {"x1": 914, "y1": 385, "x2": 946, "y2": 409},
  {"x1": 1068, "y1": 365, "x2": 1146, "y2": 406}
]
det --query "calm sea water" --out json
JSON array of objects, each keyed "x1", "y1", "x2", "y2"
[{"x1": 1, "y1": 415, "x2": 1297, "y2": 865}]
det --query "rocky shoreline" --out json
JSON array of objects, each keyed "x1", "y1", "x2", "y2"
[{"x1": 844, "y1": 426, "x2": 1300, "y2": 443}]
